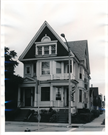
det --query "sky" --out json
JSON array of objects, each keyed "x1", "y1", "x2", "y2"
[{"x1": 1, "y1": 0, "x2": 108, "y2": 98}]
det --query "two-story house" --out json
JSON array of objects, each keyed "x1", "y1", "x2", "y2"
[{"x1": 18, "y1": 21, "x2": 91, "y2": 111}]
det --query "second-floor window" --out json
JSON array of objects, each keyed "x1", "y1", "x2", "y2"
[
  {"x1": 56, "y1": 62, "x2": 61, "y2": 74},
  {"x1": 42, "y1": 62, "x2": 50, "y2": 75}
]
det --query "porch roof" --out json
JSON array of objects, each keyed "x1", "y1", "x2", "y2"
[{"x1": 40, "y1": 79, "x2": 78, "y2": 85}]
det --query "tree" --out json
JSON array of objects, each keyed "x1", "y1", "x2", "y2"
[{"x1": 5, "y1": 47, "x2": 23, "y2": 120}]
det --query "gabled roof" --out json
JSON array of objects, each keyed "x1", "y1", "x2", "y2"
[
  {"x1": 19, "y1": 21, "x2": 74, "y2": 61},
  {"x1": 67, "y1": 40, "x2": 90, "y2": 74},
  {"x1": 67, "y1": 40, "x2": 87, "y2": 60}
]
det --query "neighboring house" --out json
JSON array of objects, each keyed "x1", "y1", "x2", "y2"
[
  {"x1": 89, "y1": 87, "x2": 102, "y2": 110},
  {"x1": 18, "y1": 21, "x2": 91, "y2": 111}
]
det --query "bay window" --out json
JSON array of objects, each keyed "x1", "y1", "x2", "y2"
[{"x1": 42, "y1": 62, "x2": 50, "y2": 75}]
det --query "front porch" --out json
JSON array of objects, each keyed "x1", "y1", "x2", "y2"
[{"x1": 18, "y1": 79, "x2": 78, "y2": 109}]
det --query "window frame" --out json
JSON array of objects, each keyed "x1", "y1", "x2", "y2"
[
  {"x1": 35, "y1": 41, "x2": 57, "y2": 56},
  {"x1": 44, "y1": 45, "x2": 49, "y2": 55},
  {"x1": 37, "y1": 46, "x2": 42, "y2": 55},
  {"x1": 26, "y1": 66, "x2": 31, "y2": 74},
  {"x1": 41, "y1": 61, "x2": 50, "y2": 75},
  {"x1": 56, "y1": 61, "x2": 61, "y2": 74}
]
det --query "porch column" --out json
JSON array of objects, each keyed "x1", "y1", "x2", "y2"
[
  {"x1": 34, "y1": 86, "x2": 37, "y2": 107},
  {"x1": 50, "y1": 84, "x2": 53, "y2": 106},
  {"x1": 17, "y1": 87, "x2": 20, "y2": 107}
]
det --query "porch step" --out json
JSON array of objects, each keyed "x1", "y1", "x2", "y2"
[
  {"x1": 14, "y1": 109, "x2": 31, "y2": 121},
  {"x1": 57, "y1": 109, "x2": 68, "y2": 123}
]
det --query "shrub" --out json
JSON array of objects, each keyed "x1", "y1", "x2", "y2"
[
  {"x1": 91, "y1": 110, "x2": 100, "y2": 118},
  {"x1": 49, "y1": 113, "x2": 59, "y2": 123},
  {"x1": 71, "y1": 112, "x2": 94, "y2": 123}
]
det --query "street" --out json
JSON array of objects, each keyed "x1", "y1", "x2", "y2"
[
  {"x1": 5, "y1": 121, "x2": 105, "y2": 132},
  {"x1": 5, "y1": 112, "x2": 105, "y2": 132}
]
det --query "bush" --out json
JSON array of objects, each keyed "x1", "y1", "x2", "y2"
[
  {"x1": 71, "y1": 112, "x2": 94, "y2": 123},
  {"x1": 49, "y1": 113, "x2": 59, "y2": 123},
  {"x1": 77, "y1": 109, "x2": 90, "y2": 114},
  {"x1": 91, "y1": 110, "x2": 100, "y2": 118}
]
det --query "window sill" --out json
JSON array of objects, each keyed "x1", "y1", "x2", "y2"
[
  {"x1": 35, "y1": 54, "x2": 57, "y2": 57},
  {"x1": 40, "y1": 74, "x2": 50, "y2": 77}
]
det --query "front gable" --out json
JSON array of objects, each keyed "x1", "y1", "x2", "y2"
[
  {"x1": 23, "y1": 76, "x2": 36, "y2": 83},
  {"x1": 19, "y1": 21, "x2": 71, "y2": 61}
]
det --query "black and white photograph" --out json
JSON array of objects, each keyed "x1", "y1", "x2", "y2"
[{"x1": 1, "y1": 0, "x2": 108, "y2": 133}]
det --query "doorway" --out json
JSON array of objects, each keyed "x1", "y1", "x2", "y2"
[{"x1": 25, "y1": 89, "x2": 31, "y2": 106}]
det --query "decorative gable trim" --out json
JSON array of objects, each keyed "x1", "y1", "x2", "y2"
[
  {"x1": 23, "y1": 76, "x2": 36, "y2": 83},
  {"x1": 19, "y1": 21, "x2": 74, "y2": 61}
]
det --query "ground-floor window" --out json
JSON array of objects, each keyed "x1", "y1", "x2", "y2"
[{"x1": 41, "y1": 87, "x2": 50, "y2": 101}]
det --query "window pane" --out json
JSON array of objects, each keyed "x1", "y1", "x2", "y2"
[
  {"x1": 37, "y1": 46, "x2": 42, "y2": 55},
  {"x1": 42, "y1": 62, "x2": 50, "y2": 74},
  {"x1": 27, "y1": 67, "x2": 30, "y2": 74},
  {"x1": 51, "y1": 45, "x2": 56, "y2": 54},
  {"x1": 56, "y1": 62, "x2": 61, "y2": 73},
  {"x1": 44, "y1": 46, "x2": 49, "y2": 54},
  {"x1": 41, "y1": 87, "x2": 50, "y2": 101}
]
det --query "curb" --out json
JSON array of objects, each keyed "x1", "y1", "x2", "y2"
[{"x1": 80, "y1": 125, "x2": 105, "y2": 128}]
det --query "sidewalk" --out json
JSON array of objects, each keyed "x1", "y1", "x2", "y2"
[
  {"x1": 6, "y1": 112, "x2": 105, "y2": 128},
  {"x1": 81, "y1": 112, "x2": 105, "y2": 128}
]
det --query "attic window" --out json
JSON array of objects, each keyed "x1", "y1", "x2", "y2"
[
  {"x1": 37, "y1": 46, "x2": 42, "y2": 55},
  {"x1": 51, "y1": 45, "x2": 56, "y2": 54},
  {"x1": 44, "y1": 46, "x2": 49, "y2": 54}
]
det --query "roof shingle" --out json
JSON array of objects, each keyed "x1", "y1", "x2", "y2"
[{"x1": 65, "y1": 40, "x2": 87, "y2": 60}]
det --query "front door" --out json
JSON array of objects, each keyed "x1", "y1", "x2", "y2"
[{"x1": 25, "y1": 89, "x2": 31, "y2": 106}]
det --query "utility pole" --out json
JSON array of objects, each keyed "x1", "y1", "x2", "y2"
[{"x1": 61, "y1": 34, "x2": 71, "y2": 126}]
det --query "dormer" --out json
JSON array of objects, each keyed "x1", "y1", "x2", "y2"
[{"x1": 35, "y1": 34, "x2": 57, "y2": 57}]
